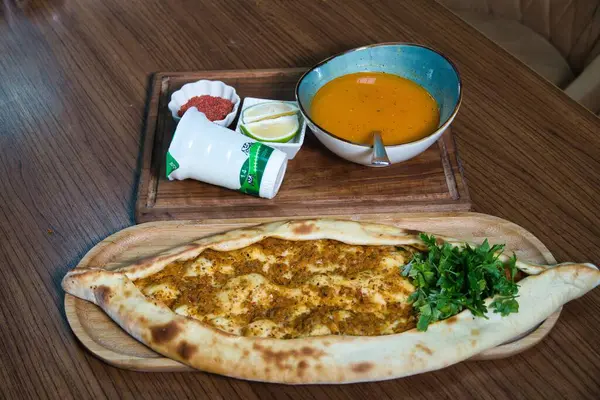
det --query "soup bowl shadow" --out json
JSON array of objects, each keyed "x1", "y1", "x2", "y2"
[{"x1": 295, "y1": 43, "x2": 462, "y2": 166}]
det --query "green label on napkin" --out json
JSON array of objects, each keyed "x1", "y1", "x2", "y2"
[
  {"x1": 239, "y1": 142, "x2": 273, "y2": 196},
  {"x1": 166, "y1": 151, "x2": 180, "y2": 178}
]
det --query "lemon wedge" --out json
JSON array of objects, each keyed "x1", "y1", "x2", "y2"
[
  {"x1": 240, "y1": 115, "x2": 299, "y2": 143},
  {"x1": 242, "y1": 102, "x2": 299, "y2": 124}
]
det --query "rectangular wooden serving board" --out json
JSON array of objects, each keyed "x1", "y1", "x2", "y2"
[
  {"x1": 64, "y1": 213, "x2": 561, "y2": 372},
  {"x1": 135, "y1": 69, "x2": 470, "y2": 223}
]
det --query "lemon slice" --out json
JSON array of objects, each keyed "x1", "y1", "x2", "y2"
[
  {"x1": 242, "y1": 102, "x2": 299, "y2": 124},
  {"x1": 240, "y1": 115, "x2": 299, "y2": 143}
]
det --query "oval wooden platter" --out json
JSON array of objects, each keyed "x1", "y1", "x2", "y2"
[{"x1": 64, "y1": 212, "x2": 562, "y2": 372}]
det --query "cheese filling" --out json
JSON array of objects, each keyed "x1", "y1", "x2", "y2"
[{"x1": 134, "y1": 238, "x2": 417, "y2": 338}]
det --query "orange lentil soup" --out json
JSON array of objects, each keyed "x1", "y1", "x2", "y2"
[{"x1": 310, "y1": 72, "x2": 440, "y2": 146}]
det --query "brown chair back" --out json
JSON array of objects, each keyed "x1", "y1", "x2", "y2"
[{"x1": 438, "y1": 0, "x2": 600, "y2": 73}]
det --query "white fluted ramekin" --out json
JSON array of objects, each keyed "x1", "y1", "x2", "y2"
[{"x1": 168, "y1": 80, "x2": 240, "y2": 127}]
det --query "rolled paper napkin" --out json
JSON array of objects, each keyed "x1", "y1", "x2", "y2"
[{"x1": 166, "y1": 107, "x2": 288, "y2": 199}]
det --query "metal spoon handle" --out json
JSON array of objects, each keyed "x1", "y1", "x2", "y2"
[{"x1": 371, "y1": 131, "x2": 391, "y2": 167}]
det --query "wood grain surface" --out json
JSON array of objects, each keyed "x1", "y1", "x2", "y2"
[
  {"x1": 64, "y1": 213, "x2": 561, "y2": 371},
  {"x1": 1, "y1": 0, "x2": 599, "y2": 399},
  {"x1": 136, "y1": 69, "x2": 471, "y2": 222}
]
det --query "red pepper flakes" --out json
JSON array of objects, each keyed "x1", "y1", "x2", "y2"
[{"x1": 178, "y1": 95, "x2": 234, "y2": 121}]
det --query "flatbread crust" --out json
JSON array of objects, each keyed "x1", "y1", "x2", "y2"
[{"x1": 62, "y1": 219, "x2": 600, "y2": 384}]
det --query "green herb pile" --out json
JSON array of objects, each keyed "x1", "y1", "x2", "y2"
[{"x1": 401, "y1": 234, "x2": 520, "y2": 331}]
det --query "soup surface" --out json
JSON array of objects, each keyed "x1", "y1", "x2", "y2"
[{"x1": 310, "y1": 72, "x2": 440, "y2": 145}]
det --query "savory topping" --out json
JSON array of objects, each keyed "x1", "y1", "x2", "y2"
[
  {"x1": 402, "y1": 234, "x2": 520, "y2": 331},
  {"x1": 178, "y1": 95, "x2": 234, "y2": 120},
  {"x1": 134, "y1": 238, "x2": 417, "y2": 338},
  {"x1": 133, "y1": 233, "x2": 524, "y2": 338}
]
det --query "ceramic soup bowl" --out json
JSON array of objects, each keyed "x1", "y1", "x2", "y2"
[{"x1": 296, "y1": 43, "x2": 462, "y2": 166}]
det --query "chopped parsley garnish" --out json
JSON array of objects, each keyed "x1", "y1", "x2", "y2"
[{"x1": 402, "y1": 234, "x2": 519, "y2": 331}]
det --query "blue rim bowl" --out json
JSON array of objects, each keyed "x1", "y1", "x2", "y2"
[{"x1": 295, "y1": 42, "x2": 462, "y2": 165}]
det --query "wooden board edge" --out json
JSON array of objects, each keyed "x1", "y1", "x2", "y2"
[
  {"x1": 449, "y1": 133, "x2": 471, "y2": 204},
  {"x1": 136, "y1": 73, "x2": 167, "y2": 221},
  {"x1": 157, "y1": 67, "x2": 309, "y2": 80},
  {"x1": 65, "y1": 294, "x2": 194, "y2": 371},
  {"x1": 85, "y1": 212, "x2": 554, "y2": 266},
  {"x1": 437, "y1": 130, "x2": 459, "y2": 200},
  {"x1": 443, "y1": 130, "x2": 470, "y2": 205},
  {"x1": 470, "y1": 308, "x2": 562, "y2": 361},
  {"x1": 64, "y1": 212, "x2": 561, "y2": 371},
  {"x1": 136, "y1": 201, "x2": 474, "y2": 224}
]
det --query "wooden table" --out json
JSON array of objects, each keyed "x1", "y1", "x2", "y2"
[{"x1": 1, "y1": 0, "x2": 598, "y2": 398}]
